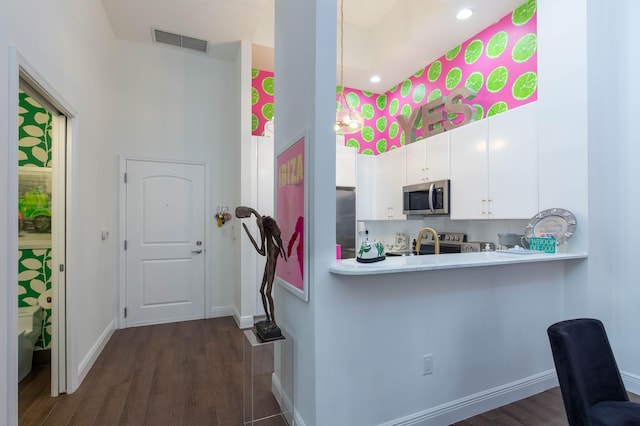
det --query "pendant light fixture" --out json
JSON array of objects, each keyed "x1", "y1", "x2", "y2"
[{"x1": 335, "y1": 0, "x2": 364, "y2": 135}]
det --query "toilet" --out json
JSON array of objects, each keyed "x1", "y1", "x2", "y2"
[{"x1": 18, "y1": 305, "x2": 44, "y2": 382}]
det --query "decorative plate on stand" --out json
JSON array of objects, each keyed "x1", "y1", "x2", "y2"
[{"x1": 524, "y1": 208, "x2": 577, "y2": 245}]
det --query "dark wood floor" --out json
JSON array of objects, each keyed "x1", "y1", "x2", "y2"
[
  {"x1": 18, "y1": 317, "x2": 284, "y2": 426},
  {"x1": 18, "y1": 317, "x2": 639, "y2": 425},
  {"x1": 453, "y1": 388, "x2": 640, "y2": 426},
  {"x1": 452, "y1": 387, "x2": 569, "y2": 425}
]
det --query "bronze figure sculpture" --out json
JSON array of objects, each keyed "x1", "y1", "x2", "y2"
[{"x1": 235, "y1": 206, "x2": 287, "y2": 341}]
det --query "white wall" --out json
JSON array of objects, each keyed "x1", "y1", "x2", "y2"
[
  {"x1": 291, "y1": 1, "x2": 594, "y2": 425},
  {"x1": 238, "y1": 40, "x2": 258, "y2": 327},
  {"x1": 274, "y1": 0, "x2": 337, "y2": 423},
  {"x1": 537, "y1": 0, "x2": 593, "y2": 329},
  {"x1": 1, "y1": 2, "x2": 244, "y2": 423},
  {"x1": 1, "y1": 0, "x2": 14, "y2": 422},
  {"x1": 1, "y1": 0, "x2": 119, "y2": 421},
  {"x1": 587, "y1": 0, "x2": 640, "y2": 389},
  {"x1": 1, "y1": 1, "x2": 638, "y2": 425},
  {"x1": 114, "y1": 39, "x2": 241, "y2": 319}
]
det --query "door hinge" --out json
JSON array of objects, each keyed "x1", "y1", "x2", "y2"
[
  {"x1": 59, "y1": 264, "x2": 65, "y2": 272},
  {"x1": 124, "y1": 172, "x2": 127, "y2": 183},
  {"x1": 124, "y1": 240, "x2": 127, "y2": 250},
  {"x1": 124, "y1": 307, "x2": 127, "y2": 318}
]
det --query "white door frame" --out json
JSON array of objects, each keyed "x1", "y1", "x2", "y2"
[
  {"x1": 118, "y1": 155, "x2": 211, "y2": 329},
  {"x1": 8, "y1": 47, "x2": 78, "y2": 409},
  {"x1": 50, "y1": 113, "x2": 68, "y2": 395}
]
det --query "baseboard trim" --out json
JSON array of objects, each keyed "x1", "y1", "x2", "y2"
[
  {"x1": 230, "y1": 306, "x2": 254, "y2": 329},
  {"x1": 77, "y1": 318, "x2": 117, "y2": 386},
  {"x1": 379, "y1": 370, "x2": 558, "y2": 426},
  {"x1": 209, "y1": 305, "x2": 234, "y2": 319},
  {"x1": 272, "y1": 372, "x2": 305, "y2": 426},
  {"x1": 622, "y1": 371, "x2": 640, "y2": 395}
]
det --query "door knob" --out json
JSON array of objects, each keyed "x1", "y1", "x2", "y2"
[{"x1": 191, "y1": 249, "x2": 203, "y2": 254}]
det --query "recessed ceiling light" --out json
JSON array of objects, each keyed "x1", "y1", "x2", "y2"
[
  {"x1": 456, "y1": 8, "x2": 473, "y2": 20},
  {"x1": 370, "y1": 75, "x2": 381, "y2": 83}
]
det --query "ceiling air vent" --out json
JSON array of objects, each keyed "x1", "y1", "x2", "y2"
[{"x1": 153, "y1": 29, "x2": 208, "y2": 53}]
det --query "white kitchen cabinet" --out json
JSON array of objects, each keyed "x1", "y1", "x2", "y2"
[
  {"x1": 374, "y1": 147, "x2": 406, "y2": 220},
  {"x1": 405, "y1": 132, "x2": 450, "y2": 185},
  {"x1": 450, "y1": 119, "x2": 488, "y2": 219},
  {"x1": 426, "y1": 131, "x2": 451, "y2": 182},
  {"x1": 405, "y1": 139, "x2": 427, "y2": 185},
  {"x1": 356, "y1": 154, "x2": 374, "y2": 220},
  {"x1": 336, "y1": 143, "x2": 357, "y2": 187},
  {"x1": 450, "y1": 102, "x2": 538, "y2": 220}
]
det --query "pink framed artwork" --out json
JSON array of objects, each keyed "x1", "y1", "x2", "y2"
[{"x1": 275, "y1": 130, "x2": 309, "y2": 302}]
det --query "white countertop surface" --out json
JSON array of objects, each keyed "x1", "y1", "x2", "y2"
[{"x1": 329, "y1": 251, "x2": 588, "y2": 275}]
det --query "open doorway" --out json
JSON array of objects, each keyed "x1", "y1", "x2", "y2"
[{"x1": 16, "y1": 70, "x2": 70, "y2": 405}]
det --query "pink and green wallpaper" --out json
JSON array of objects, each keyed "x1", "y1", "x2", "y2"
[
  {"x1": 252, "y1": 0, "x2": 537, "y2": 155},
  {"x1": 252, "y1": 69, "x2": 275, "y2": 137}
]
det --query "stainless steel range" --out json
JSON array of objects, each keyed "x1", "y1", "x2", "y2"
[
  {"x1": 413, "y1": 232, "x2": 467, "y2": 255},
  {"x1": 385, "y1": 232, "x2": 495, "y2": 256}
]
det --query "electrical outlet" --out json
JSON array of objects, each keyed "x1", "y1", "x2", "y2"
[{"x1": 423, "y1": 354, "x2": 433, "y2": 375}]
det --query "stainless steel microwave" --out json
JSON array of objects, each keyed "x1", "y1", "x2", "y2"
[{"x1": 402, "y1": 180, "x2": 450, "y2": 215}]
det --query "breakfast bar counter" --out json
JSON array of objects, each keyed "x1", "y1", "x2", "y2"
[{"x1": 329, "y1": 251, "x2": 588, "y2": 276}]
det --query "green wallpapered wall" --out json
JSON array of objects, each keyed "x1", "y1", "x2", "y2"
[
  {"x1": 18, "y1": 249, "x2": 52, "y2": 349},
  {"x1": 19, "y1": 90, "x2": 53, "y2": 167},
  {"x1": 18, "y1": 89, "x2": 53, "y2": 350}
]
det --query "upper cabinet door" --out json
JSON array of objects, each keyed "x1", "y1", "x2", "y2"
[
  {"x1": 374, "y1": 147, "x2": 406, "y2": 220},
  {"x1": 450, "y1": 118, "x2": 489, "y2": 220},
  {"x1": 405, "y1": 132, "x2": 450, "y2": 185},
  {"x1": 425, "y1": 131, "x2": 450, "y2": 182},
  {"x1": 356, "y1": 154, "x2": 374, "y2": 220},
  {"x1": 405, "y1": 139, "x2": 427, "y2": 185},
  {"x1": 487, "y1": 102, "x2": 538, "y2": 219},
  {"x1": 450, "y1": 103, "x2": 539, "y2": 220},
  {"x1": 336, "y1": 143, "x2": 357, "y2": 187}
]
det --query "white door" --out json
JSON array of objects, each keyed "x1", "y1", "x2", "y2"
[
  {"x1": 125, "y1": 159, "x2": 205, "y2": 327},
  {"x1": 50, "y1": 114, "x2": 67, "y2": 395}
]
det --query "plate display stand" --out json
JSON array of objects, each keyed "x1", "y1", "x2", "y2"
[{"x1": 243, "y1": 330, "x2": 294, "y2": 425}]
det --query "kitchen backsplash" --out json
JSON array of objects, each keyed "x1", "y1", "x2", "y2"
[
  {"x1": 252, "y1": 0, "x2": 537, "y2": 155},
  {"x1": 362, "y1": 218, "x2": 529, "y2": 251}
]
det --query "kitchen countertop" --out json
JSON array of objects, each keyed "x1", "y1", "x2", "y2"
[{"x1": 329, "y1": 251, "x2": 588, "y2": 275}]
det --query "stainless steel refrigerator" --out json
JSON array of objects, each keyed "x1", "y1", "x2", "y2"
[{"x1": 336, "y1": 186, "x2": 356, "y2": 259}]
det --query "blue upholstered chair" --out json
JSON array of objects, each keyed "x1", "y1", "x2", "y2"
[{"x1": 547, "y1": 318, "x2": 640, "y2": 426}]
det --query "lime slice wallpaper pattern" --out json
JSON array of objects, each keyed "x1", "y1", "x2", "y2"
[
  {"x1": 251, "y1": 0, "x2": 537, "y2": 155},
  {"x1": 252, "y1": 68, "x2": 275, "y2": 137}
]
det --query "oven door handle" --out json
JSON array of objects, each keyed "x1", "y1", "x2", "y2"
[{"x1": 428, "y1": 182, "x2": 435, "y2": 214}]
